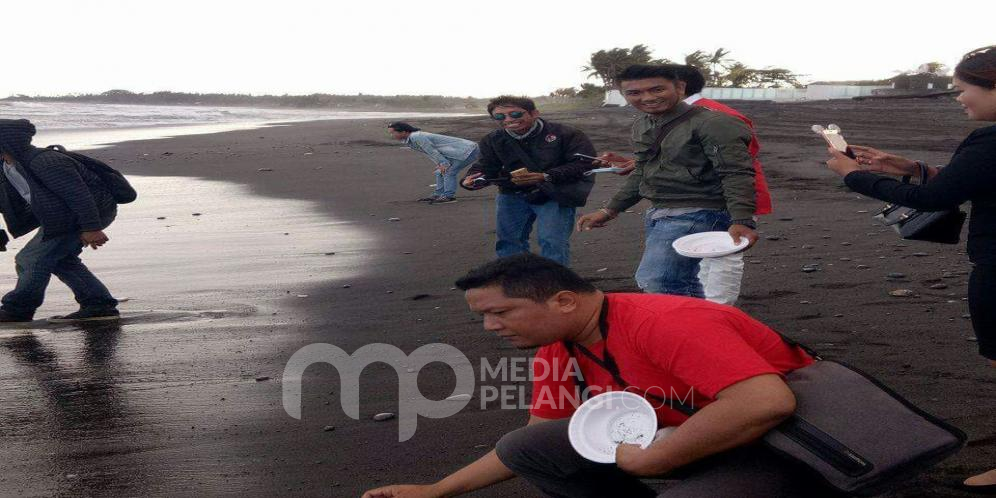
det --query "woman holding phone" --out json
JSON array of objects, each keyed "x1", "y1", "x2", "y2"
[{"x1": 825, "y1": 45, "x2": 996, "y2": 492}]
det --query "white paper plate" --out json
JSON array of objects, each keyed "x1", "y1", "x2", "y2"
[
  {"x1": 672, "y1": 231, "x2": 749, "y2": 258},
  {"x1": 568, "y1": 391, "x2": 658, "y2": 463}
]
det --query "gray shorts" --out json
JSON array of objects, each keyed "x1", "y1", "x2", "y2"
[{"x1": 495, "y1": 418, "x2": 840, "y2": 498}]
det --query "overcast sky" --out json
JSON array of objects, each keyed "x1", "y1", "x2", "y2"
[{"x1": 3, "y1": 0, "x2": 992, "y2": 98}]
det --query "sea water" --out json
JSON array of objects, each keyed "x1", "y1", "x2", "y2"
[{"x1": 0, "y1": 100, "x2": 475, "y2": 149}]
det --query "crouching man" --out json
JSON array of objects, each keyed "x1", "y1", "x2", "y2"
[{"x1": 362, "y1": 254, "x2": 839, "y2": 497}]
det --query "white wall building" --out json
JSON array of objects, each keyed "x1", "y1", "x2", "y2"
[{"x1": 603, "y1": 84, "x2": 890, "y2": 106}]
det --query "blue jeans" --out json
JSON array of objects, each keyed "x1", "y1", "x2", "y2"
[
  {"x1": 495, "y1": 193, "x2": 575, "y2": 266},
  {"x1": 1, "y1": 227, "x2": 118, "y2": 317},
  {"x1": 634, "y1": 209, "x2": 731, "y2": 297},
  {"x1": 434, "y1": 148, "x2": 480, "y2": 198}
]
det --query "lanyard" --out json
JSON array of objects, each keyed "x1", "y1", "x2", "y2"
[
  {"x1": 563, "y1": 298, "x2": 694, "y2": 415},
  {"x1": 562, "y1": 297, "x2": 819, "y2": 418}
]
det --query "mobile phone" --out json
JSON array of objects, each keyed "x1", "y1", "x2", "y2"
[
  {"x1": 573, "y1": 153, "x2": 600, "y2": 162},
  {"x1": 812, "y1": 124, "x2": 857, "y2": 159},
  {"x1": 584, "y1": 167, "x2": 627, "y2": 176},
  {"x1": 471, "y1": 176, "x2": 506, "y2": 184}
]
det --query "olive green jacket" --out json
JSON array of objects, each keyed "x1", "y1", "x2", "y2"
[{"x1": 606, "y1": 102, "x2": 757, "y2": 222}]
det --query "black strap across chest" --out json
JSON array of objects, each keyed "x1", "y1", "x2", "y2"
[
  {"x1": 563, "y1": 298, "x2": 693, "y2": 415},
  {"x1": 561, "y1": 297, "x2": 820, "y2": 417}
]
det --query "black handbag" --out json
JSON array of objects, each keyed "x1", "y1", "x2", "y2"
[
  {"x1": 873, "y1": 162, "x2": 966, "y2": 244},
  {"x1": 565, "y1": 298, "x2": 967, "y2": 496}
]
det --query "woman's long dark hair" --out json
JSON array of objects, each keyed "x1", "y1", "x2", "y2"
[
  {"x1": 955, "y1": 46, "x2": 996, "y2": 89},
  {"x1": 387, "y1": 122, "x2": 420, "y2": 133}
]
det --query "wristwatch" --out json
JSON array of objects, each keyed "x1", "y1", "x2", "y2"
[
  {"x1": 542, "y1": 173, "x2": 552, "y2": 183},
  {"x1": 731, "y1": 219, "x2": 757, "y2": 229}
]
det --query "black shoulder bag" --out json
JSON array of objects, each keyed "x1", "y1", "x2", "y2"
[
  {"x1": 873, "y1": 162, "x2": 966, "y2": 244},
  {"x1": 564, "y1": 298, "x2": 966, "y2": 496},
  {"x1": 643, "y1": 105, "x2": 706, "y2": 161}
]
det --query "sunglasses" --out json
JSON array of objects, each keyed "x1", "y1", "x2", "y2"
[{"x1": 491, "y1": 111, "x2": 527, "y2": 121}]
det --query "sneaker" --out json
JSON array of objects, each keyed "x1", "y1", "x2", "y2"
[
  {"x1": 48, "y1": 308, "x2": 120, "y2": 323},
  {"x1": 417, "y1": 196, "x2": 438, "y2": 202},
  {"x1": 0, "y1": 309, "x2": 33, "y2": 323},
  {"x1": 431, "y1": 197, "x2": 457, "y2": 204}
]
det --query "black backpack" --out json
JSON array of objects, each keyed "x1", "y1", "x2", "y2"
[{"x1": 30, "y1": 145, "x2": 137, "y2": 204}]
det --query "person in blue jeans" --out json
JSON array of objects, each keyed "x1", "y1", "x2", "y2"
[
  {"x1": 389, "y1": 122, "x2": 480, "y2": 204},
  {"x1": 632, "y1": 208, "x2": 733, "y2": 296},
  {"x1": 0, "y1": 119, "x2": 120, "y2": 323},
  {"x1": 577, "y1": 65, "x2": 759, "y2": 297},
  {"x1": 461, "y1": 96, "x2": 596, "y2": 266},
  {"x1": 493, "y1": 193, "x2": 578, "y2": 266}
]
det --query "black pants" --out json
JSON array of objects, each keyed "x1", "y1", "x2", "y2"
[
  {"x1": 495, "y1": 419, "x2": 839, "y2": 498},
  {"x1": 969, "y1": 264, "x2": 996, "y2": 360}
]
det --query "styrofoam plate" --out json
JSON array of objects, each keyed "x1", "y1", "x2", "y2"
[
  {"x1": 672, "y1": 231, "x2": 749, "y2": 258},
  {"x1": 568, "y1": 391, "x2": 658, "y2": 463}
]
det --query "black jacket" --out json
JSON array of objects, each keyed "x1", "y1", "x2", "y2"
[
  {"x1": 462, "y1": 120, "x2": 597, "y2": 205},
  {"x1": 0, "y1": 119, "x2": 116, "y2": 240},
  {"x1": 845, "y1": 124, "x2": 996, "y2": 265}
]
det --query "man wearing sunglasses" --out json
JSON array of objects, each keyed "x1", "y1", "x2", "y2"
[{"x1": 461, "y1": 96, "x2": 596, "y2": 266}]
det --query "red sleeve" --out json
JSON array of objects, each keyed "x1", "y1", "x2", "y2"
[
  {"x1": 529, "y1": 344, "x2": 580, "y2": 419},
  {"x1": 635, "y1": 310, "x2": 783, "y2": 399}
]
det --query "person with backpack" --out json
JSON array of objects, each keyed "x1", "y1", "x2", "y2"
[
  {"x1": 576, "y1": 64, "x2": 759, "y2": 298},
  {"x1": 0, "y1": 118, "x2": 125, "y2": 323}
]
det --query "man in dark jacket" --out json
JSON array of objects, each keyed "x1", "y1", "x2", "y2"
[
  {"x1": 0, "y1": 119, "x2": 119, "y2": 323},
  {"x1": 577, "y1": 65, "x2": 759, "y2": 298},
  {"x1": 461, "y1": 96, "x2": 595, "y2": 266}
]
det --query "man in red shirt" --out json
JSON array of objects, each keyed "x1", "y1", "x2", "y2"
[{"x1": 362, "y1": 254, "x2": 828, "y2": 498}]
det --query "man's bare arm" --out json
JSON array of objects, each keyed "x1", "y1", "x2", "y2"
[{"x1": 362, "y1": 415, "x2": 554, "y2": 497}]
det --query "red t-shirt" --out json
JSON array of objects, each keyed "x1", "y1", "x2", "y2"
[
  {"x1": 529, "y1": 294, "x2": 812, "y2": 426},
  {"x1": 691, "y1": 97, "x2": 773, "y2": 216}
]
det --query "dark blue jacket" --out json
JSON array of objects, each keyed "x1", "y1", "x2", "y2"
[{"x1": 0, "y1": 119, "x2": 116, "y2": 240}]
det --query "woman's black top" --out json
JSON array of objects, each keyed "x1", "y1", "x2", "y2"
[{"x1": 845, "y1": 125, "x2": 996, "y2": 265}]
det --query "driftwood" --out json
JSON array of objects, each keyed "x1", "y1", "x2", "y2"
[{"x1": 854, "y1": 90, "x2": 958, "y2": 101}]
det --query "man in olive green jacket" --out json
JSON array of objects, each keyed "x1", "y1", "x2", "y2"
[{"x1": 577, "y1": 64, "x2": 759, "y2": 297}]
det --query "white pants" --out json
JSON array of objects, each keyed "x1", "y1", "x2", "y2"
[{"x1": 697, "y1": 252, "x2": 745, "y2": 305}]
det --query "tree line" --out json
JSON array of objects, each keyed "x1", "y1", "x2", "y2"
[
  {"x1": 551, "y1": 45, "x2": 802, "y2": 98},
  {"x1": 2, "y1": 90, "x2": 488, "y2": 111}
]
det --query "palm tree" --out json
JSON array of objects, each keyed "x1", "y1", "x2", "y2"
[
  {"x1": 724, "y1": 62, "x2": 756, "y2": 87},
  {"x1": 706, "y1": 48, "x2": 732, "y2": 81},
  {"x1": 684, "y1": 48, "x2": 731, "y2": 87},
  {"x1": 584, "y1": 44, "x2": 669, "y2": 87},
  {"x1": 754, "y1": 67, "x2": 802, "y2": 88}
]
